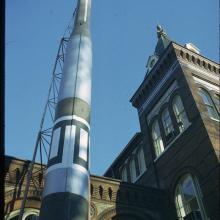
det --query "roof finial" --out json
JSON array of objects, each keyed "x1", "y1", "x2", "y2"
[{"x1": 157, "y1": 24, "x2": 168, "y2": 39}]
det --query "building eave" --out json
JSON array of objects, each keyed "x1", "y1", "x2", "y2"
[
  {"x1": 103, "y1": 132, "x2": 142, "y2": 176},
  {"x1": 130, "y1": 41, "x2": 219, "y2": 109},
  {"x1": 130, "y1": 41, "x2": 174, "y2": 107}
]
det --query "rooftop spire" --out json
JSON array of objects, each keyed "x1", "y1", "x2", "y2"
[
  {"x1": 157, "y1": 24, "x2": 168, "y2": 39},
  {"x1": 145, "y1": 25, "x2": 171, "y2": 75},
  {"x1": 154, "y1": 24, "x2": 171, "y2": 57}
]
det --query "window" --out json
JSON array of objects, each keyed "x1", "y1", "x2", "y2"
[
  {"x1": 129, "y1": 158, "x2": 136, "y2": 182},
  {"x1": 7, "y1": 216, "x2": 19, "y2": 220},
  {"x1": 162, "y1": 108, "x2": 174, "y2": 136},
  {"x1": 121, "y1": 166, "x2": 127, "y2": 182},
  {"x1": 137, "y1": 148, "x2": 146, "y2": 175},
  {"x1": 214, "y1": 93, "x2": 220, "y2": 112},
  {"x1": 6, "y1": 210, "x2": 39, "y2": 220},
  {"x1": 25, "y1": 215, "x2": 38, "y2": 220},
  {"x1": 199, "y1": 88, "x2": 219, "y2": 120},
  {"x1": 175, "y1": 174, "x2": 207, "y2": 220},
  {"x1": 151, "y1": 120, "x2": 164, "y2": 157},
  {"x1": 172, "y1": 96, "x2": 189, "y2": 132}
]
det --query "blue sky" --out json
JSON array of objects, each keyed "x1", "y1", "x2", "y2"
[{"x1": 6, "y1": 0, "x2": 218, "y2": 175}]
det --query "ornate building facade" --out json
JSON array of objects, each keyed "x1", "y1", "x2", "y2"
[
  {"x1": 5, "y1": 155, "x2": 175, "y2": 220},
  {"x1": 5, "y1": 26, "x2": 219, "y2": 220}
]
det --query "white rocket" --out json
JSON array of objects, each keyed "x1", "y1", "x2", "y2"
[{"x1": 39, "y1": 0, "x2": 92, "y2": 219}]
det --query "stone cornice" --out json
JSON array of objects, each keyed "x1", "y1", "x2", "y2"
[{"x1": 130, "y1": 42, "x2": 219, "y2": 110}]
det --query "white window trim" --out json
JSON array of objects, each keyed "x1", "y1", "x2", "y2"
[
  {"x1": 6, "y1": 208, "x2": 40, "y2": 220},
  {"x1": 193, "y1": 76, "x2": 219, "y2": 92},
  {"x1": 172, "y1": 96, "x2": 190, "y2": 132},
  {"x1": 137, "y1": 149, "x2": 146, "y2": 174},
  {"x1": 152, "y1": 120, "x2": 165, "y2": 157},
  {"x1": 154, "y1": 122, "x2": 192, "y2": 162},
  {"x1": 199, "y1": 88, "x2": 219, "y2": 120},
  {"x1": 121, "y1": 166, "x2": 128, "y2": 182},
  {"x1": 175, "y1": 174, "x2": 209, "y2": 220},
  {"x1": 162, "y1": 108, "x2": 174, "y2": 136},
  {"x1": 209, "y1": 117, "x2": 220, "y2": 122},
  {"x1": 134, "y1": 151, "x2": 147, "y2": 182},
  {"x1": 129, "y1": 158, "x2": 137, "y2": 183}
]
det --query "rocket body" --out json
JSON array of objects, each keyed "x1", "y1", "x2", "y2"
[{"x1": 39, "y1": 1, "x2": 92, "y2": 219}]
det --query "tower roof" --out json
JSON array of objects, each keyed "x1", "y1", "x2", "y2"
[
  {"x1": 154, "y1": 25, "x2": 171, "y2": 57},
  {"x1": 145, "y1": 25, "x2": 171, "y2": 75}
]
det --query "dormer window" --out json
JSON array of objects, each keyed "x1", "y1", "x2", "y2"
[
  {"x1": 146, "y1": 55, "x2": 158, "y2": 74},
  {"x1": 150, "y1": 59, "x2": 156, "y2": 68}
]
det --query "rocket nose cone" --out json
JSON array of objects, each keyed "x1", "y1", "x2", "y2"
[{"x1": 75, "y1": 0, "x2": 91, "y2": 26}]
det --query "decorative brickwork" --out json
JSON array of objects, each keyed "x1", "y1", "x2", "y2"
[{"x1": 5, "y1": 156, "x2": 174, "y2": 219}]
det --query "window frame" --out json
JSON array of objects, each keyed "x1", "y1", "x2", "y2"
[
  {"x1": 199, "y1": 88, "x2": 219, "y2": 121},
  {"x1": 137, "y1": 147, "x2": 146, "y2": 175},
  {"x1": 129, "y1": 157, "x2": 137, "y2": 183},
  {"x1": 121, "y1": 165, "x2": 128, "y2": 182},
  {"x1": 174, "y1": 174, "x2": 207, "y2": 220},
  {"x1": 213, "y1": 93, "x2": 220, "y2": 112},
  {"x1": 172, "y1": 95, "x2": 189, "y2": 132},
  {"x1": 151, "y1": 119, "x2": 164, "y2": 157},
  {"x1": 161, "y1": 107, "x2": 174, "y2": 136}
]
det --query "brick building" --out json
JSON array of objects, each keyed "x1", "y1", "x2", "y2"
[
  {"x1": 105, "y1": 25, "x2": 220, "y2": 220},
  {"x1": 5, "y1": 26, "x2": 219, "y2": 220}
]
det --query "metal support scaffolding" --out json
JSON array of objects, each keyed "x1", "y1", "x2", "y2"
[
  {"x1": 3, "y1": 3, "x2": 78, "y2": 220},
  {"x1": 13, "y1": 3, "x2": 79, "y2": 219},
  {"x1": 17, "y1": 36, "x2": 70, "y2": 220}
]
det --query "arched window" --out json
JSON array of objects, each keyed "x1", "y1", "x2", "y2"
[
  {"x1": 129, "y1": 158, "x2": 136, "y2": 182},
  {"x1": 151, "y1": 120, "x2": 164, "y2": 157},
  {"x1": 199, "y1": 88, "x2": 219, "y2": 120},
  {"x1": 23, "y1": 210, "x2": 39, "y2": 220},
  {"x1": 137, "y1": 148, "x2": 146, "y2": 175},
  {"x1": 25, "y1": 214, "x2": 39, "y2": 220},
  {"x1": 175, "y1": 174, "x2": 207, "y2": 220},
  {"x1": 214, "y1": 93, "x2": 220, "y2": 111},
  {"x1": 172, "y1": 96, "x2": 189, "y2": 132},
  {"x1": 162, "y1": 108, "x2": 174, "y2": 137},
  {"x1": 121, "y1": 166, "x2": 127, "y2": 182},
  {"x1": 6, "y1": 209, "x2": 39, "y2": 220}
]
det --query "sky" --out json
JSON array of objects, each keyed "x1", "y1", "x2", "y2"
[{"x1": 6, "y1": 0, "x2": 219, "y2": 176}]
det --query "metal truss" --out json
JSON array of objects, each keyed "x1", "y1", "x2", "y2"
[{"x1": 17, "y1": 9, "x2": 76, "y2": 220}]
